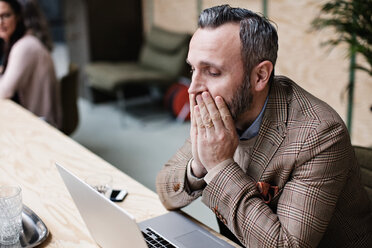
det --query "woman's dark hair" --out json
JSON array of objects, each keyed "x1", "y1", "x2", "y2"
[
  {"x1": 198, "y1": 4, "x2": 278, "y2": 85},
  {"x1": 18, "y1": 0, "x2": 53, "y2": 51},
  {"x1": 0, "y1": 0, "x2": 26, "y2": 73},
  {"x1": 0, "y1": 0, "x2": 53, "y2": 73}
]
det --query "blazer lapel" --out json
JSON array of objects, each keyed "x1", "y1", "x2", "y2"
[{"x1": 247, "y1": 77, "x2": 290, "y2": 181}]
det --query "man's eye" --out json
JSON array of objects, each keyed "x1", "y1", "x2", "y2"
[
  {"x1": 208, "y1": 70, "x2": 220, "y2": 77},
  {"x1": 189, "y1": 68, "x2": 195, "y2": 75}
]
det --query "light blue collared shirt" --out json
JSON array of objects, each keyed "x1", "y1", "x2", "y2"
[{"x1": 239, "y1": 97, "x2": 268, "y2": 140}]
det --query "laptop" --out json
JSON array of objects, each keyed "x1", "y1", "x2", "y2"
[{"x1": 56, "y1": 163, "x2": 234, "y2": 248}]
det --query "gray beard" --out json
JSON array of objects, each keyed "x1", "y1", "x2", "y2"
[{"x1": 226, "y1": 77, "x2": 253, "y2": 121}]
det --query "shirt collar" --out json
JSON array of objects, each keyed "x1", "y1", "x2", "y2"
[{"x1": 238, "y1": 96, "x2": 268, "y2": 140}]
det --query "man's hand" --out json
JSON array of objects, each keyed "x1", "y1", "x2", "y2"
[
  {"x1": 193, "y1": 92, "x2": 238, "y2": 171},
  {"x1": 189, "y1": 93, "x2": 208, "y2": 177}
]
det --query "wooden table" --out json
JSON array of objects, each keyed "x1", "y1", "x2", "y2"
[{"x1": 0, "y1": 100, "x2": 236, "y2": 247}]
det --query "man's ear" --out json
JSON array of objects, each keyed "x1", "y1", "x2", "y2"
[{"x1": 250, "y1": 61, "x2": 273, "y2": 92}]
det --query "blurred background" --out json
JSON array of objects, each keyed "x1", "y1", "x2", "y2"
[{"x1": 38, "y1": 0, "x2": 372, "y2": 230}]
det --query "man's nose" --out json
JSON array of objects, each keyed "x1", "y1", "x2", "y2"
[{"x1": 188, "y1": 72, "x2": 206, "y2": 94}]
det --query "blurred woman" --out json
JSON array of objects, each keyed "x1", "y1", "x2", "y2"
[{"x1": 0, "y1": 0, "x2": 61, "y2": 128}]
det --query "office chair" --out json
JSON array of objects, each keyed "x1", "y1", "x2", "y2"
[{"x1": 60, "y1": 63, "x2": 79, "y2": 135}]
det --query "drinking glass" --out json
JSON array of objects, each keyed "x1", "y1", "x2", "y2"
[
  {"x1": 0, "y1": 186, "x2": 23, "y2": 245},
  {"x1": 85, "y1": 174, "x2": 112, "y2": 198}
]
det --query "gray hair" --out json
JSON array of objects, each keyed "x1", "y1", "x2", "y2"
[{"x1": 198, "y1": 5, "x2": 278, "y2": 84}]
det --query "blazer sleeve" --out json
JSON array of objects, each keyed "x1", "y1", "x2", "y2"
[
  {"x1": 201, "y1": 120, "x2": 352, "y2": 247},
  {"x1": 156, "y1": 138, "x2": 206, "y2": 210}
]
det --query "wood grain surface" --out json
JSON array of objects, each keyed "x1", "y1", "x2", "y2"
[
  {"x1": 0, "y1": 100, "x2": 237, "y2": 247},
  {"x1": 0, "y1": 100, "x2": 167, "y2": 246},
  {"x1": 0, "y1": 100, "x2": 234, "y2": 247}
]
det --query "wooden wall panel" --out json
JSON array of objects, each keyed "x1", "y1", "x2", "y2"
[
  {"x1": 153, "y1": 0, "x2": 198, "y2": 33},
  {"x1": 270, "y1": 0, "x2": 372, "y2": 146},
  {"x1": 272, "y1": 0, "x2": 348, "y2": 115},
  {"x1": 202, "y1": 0, "x2": 261, "y2": 13}
]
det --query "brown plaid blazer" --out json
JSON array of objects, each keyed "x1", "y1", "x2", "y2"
[{"x1": 156, "y1": 76, "x2": 372, "y2": 247}]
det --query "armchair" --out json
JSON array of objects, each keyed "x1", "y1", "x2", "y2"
[{"x1": 85, "y1": 26, "x2": 190, "y2": 108}]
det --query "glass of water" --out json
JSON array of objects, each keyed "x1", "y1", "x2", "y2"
[{"x1": 0, "y1": 186, "x2": 23, "y2": 245}]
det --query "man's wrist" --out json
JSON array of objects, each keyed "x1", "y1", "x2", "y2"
[
  {"x1": 186, "y1": 158, "x2": 206, "y2": 192},
  {"x1": 190, "y1": 159, "x2": 207, "y2": 178}
]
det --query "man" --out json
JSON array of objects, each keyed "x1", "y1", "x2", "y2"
[{"x1": 156, "y1": 5, "x2": 372, "y2": 248}]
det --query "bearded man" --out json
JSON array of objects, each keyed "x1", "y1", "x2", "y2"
[{"x1": 156, "y1": 5, "x2": 372, "y2": 248}]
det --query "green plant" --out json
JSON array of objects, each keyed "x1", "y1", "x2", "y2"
[
  {"x1": 312, "y1": 0, "x2": 372, "y2": 132},
  {"x1": 312, "y1": 0, "x2": 372, "y2": 76}
]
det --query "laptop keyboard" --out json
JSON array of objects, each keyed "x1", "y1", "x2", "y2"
[{"x1": 142, "y1": 227, "x2": 177, "y2": 248}]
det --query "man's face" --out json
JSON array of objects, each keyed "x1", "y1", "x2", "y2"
[{"x1": 187, "y1": 23, "x2": 251, "y2": 120}]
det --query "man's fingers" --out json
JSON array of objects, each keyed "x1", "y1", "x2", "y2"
[
  {"x1": 194, "y1": 105, "x2": 206, "y2": 137},
  {"x1": 215, "y1": 96, "x2": 235, "y2": 130},
  {"x1": 201, "y1": 92, "x2": 224, "y2": 131},
  {"x1": 195, "y1": 93, "x2": 234, "y2": 132},
  {"x1": 189, "y1": 94, "x2": 196, "y2": 119},
  {"x1": 196, "y1": 94, "x2": 217, "y2": 137},
  {"x1": 196, "y1": 94, "x2": 211, "y2": 123},
  {"x1": 189, "y1": 94, "x2": 198, "y2": 134}
]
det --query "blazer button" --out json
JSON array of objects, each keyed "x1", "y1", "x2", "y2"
[
  {"x1": 212, "y1": 206, "x2": 218, "y2": 214},
  {"x1": 173, "y1": 183, "x2": 180, "y2": 192}
]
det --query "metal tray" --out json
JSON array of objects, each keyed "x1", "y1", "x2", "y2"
[
  {"x1": 2, "y1": 205, "x2": 50, "y2": 247},
  {"x1": 20, "y1": 205, "x2": 49, "y2": 247}
]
